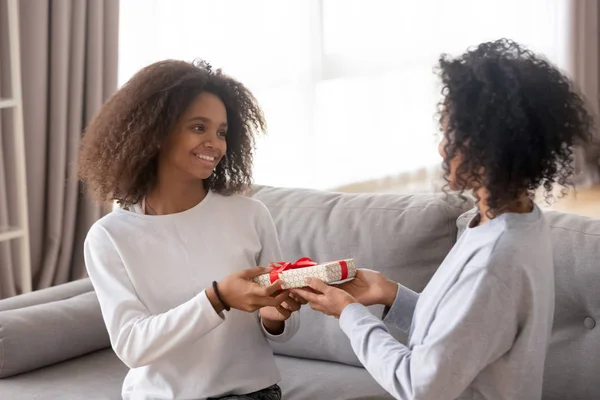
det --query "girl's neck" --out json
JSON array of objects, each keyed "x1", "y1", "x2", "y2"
[
  {"x1": 475, "y1": 188, "x2": 533, "y2": 226},
  {"x1": 145, "y1": 168, "x2": 207, "y2": 215}
]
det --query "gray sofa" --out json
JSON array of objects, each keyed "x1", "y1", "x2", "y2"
[{"x1": 0, "y1": 186, "x2": 598, "y2": 399}]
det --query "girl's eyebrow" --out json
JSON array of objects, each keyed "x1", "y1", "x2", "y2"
[{"x1": 187, "y1": 116, "x2": 228, "y2": 128}]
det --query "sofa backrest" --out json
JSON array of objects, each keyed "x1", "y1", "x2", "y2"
[
  {"x1": 457, "y1": 209, "x2": 600, "y2": 400},
  {"x1": 252, "y1": 185, "x2": 473, "y2": 366}
]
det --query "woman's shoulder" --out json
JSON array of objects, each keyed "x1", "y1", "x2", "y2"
[
  {"x1": 85, "y1": 207, "x2": 143, "y2": 244},
  {"x1": 212, "y1": 191, "x2": 270, "y2": 215}
]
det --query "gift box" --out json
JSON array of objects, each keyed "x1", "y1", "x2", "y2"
[{"x1": 252, "y1": 257, "x2": 356, "y2": 289}]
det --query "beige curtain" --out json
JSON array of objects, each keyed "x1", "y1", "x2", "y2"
[
  {"x1": 569, "y1": 0, "x2": 600, "y2": 187},
  {"x1": 0, "y1": 0, "x2": 118, "y2": 299}
]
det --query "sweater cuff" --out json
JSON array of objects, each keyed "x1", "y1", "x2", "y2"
[
  {"x1": 382, "y1": 284, "x2": 418, "y2": 334},
  {"x1": 339, "y1": 302, "x2": 373, "y2": 334},
  {"x1": 261, "y1": 310, "x2": 299, "y2": 342},
  {"x1": 199, "y1": 290, "x2": 226, "y2": 322}
]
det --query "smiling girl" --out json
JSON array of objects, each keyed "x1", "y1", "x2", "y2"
[{"x1": 78, "y1": 60, "x2": 300, "y2": 400}]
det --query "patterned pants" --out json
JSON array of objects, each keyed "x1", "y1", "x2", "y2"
[{"x1": 209, "y1": 384, "x2": 282, "y2": 400}]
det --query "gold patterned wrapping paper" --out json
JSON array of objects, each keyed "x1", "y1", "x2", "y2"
[{"x1": 252, "y1": 259, "x2": 356, "y2": 289}]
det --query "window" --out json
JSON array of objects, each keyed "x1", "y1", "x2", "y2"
[{"x1": 119, "y1": 0, "x2": 570, "y2": 190}]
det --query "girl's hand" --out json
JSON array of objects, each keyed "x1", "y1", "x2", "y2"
[
  {"x1": 292, "y1": 278, "x2": 357, "y2": 319},
  {"x1": 260, "y1": 290, "x2": 307, "y2": 335},
  {"x1": 260, "y1": 291, "x2": 305, "y2": 321},
  {"x1": 207, "y1": 267, "x2": 288, "y2": 313},
  {"x1": 259, "y1": 291, "x2": 305, "y2": 334},
  {"x1": 337, "y1": 269, "x2": 398, "y2": 307}
]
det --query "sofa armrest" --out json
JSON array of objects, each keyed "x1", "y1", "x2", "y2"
[
  {"x1": 0, "y1": 278, "x2": 93, "y2": 312},
  {"x1": 0, "y1": 280, "x2": 110, "y2": 378}
]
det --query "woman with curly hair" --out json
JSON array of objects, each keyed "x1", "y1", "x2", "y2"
[
  {"x1": 79, "y1": 60, "x2": 301, "y2": 400},
  {"x1": 293, "y1": 39, "x2": 593, "y2": 399}
]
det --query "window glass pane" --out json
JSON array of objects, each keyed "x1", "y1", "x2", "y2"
[{"x1": 119, "y1": 0, "x2": 313, "y2": 88}]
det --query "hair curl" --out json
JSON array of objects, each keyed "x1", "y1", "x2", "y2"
[
  {"x1": 78, "y1": 59, "x2": 265, "y2": 207},
  {"x1": 437, "y1": 38, "x2": 594, "y2": 216}
]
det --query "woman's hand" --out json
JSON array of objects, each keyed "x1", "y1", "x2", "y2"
[
  {"x1": 292, "y1": 278, "x2": 357, "y2": 319},
  {"x1": 207, "y1": 267, "x2": 288, "y2": 313},
  {"x1": 337, "y1": 269, "x2": 398, "y2": 307}
]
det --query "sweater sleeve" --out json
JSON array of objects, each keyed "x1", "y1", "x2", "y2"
[
  {"x1": 339, "y1": 268, "x2": 518, "y2": 400},
  {"x1": 382, "y1": 283, "x2": 419, "y2": 335},
  {"x1": 254, "y1": 202, "x2": 300, "y2": 342},
  {"x1": 84, "y1": 224, "x2": 225, "y2": 369}
]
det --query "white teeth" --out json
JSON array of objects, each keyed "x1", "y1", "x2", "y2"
[{"x1": 196, "y1": 154, "x2": 215, "y2": 162}]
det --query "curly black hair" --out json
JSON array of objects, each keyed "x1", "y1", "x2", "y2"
[
  {"x1": 437, "y1": 38, "x2": 594, "y2": 216},
  {"x1": 78, "y1": 59, "x2": 265, "y2": 207}
]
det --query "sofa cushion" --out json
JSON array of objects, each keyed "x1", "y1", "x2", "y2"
[
  {"x1": 457, "y1": 208, "x2": 600, "y2": 400},
  {"x1": 0, "y1": 291, "x2": 110, "y2": 378},
  {"x1": 542, "y1": 211, "x2": 600, "y2": 399},
  {"x1": 0, "y1": 349, "x2": 125, "y2": 399},
  {"x1": 252, "y1": 185, "x2": 473, "y2": 367},
  {"x1": 0, "y1": 348, "x2": 393, "y2": 400},
  {"x1": 276, "y1": 354, "x2": 393, "y2": 400}
]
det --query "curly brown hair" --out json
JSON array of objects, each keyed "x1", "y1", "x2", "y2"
[
  {"x1": 78, "y1": 59, "x2": 265, "y2": 207},
  {"x1": 437, "y1": 39, "x2": 593, "y2": 216}
]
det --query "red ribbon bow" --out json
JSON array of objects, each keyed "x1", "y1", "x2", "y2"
[{"x1": 268, "y1": 257, "x2": 317, "y2": 283}]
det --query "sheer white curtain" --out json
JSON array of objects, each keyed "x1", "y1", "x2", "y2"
[{"x1": 119, "y1": 0, "x2": 570, "y2": 190}]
